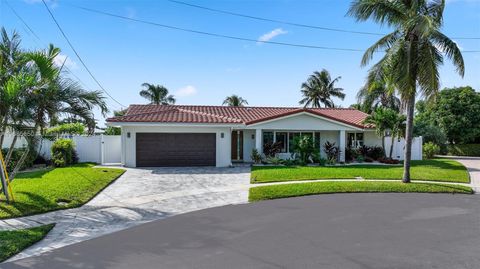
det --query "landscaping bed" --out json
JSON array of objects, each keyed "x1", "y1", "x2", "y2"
[
  {"x1": 0, "y1": 223, "x2": 55, "y2": 262},
  {"x1": 251, "y1": 159, "x2": 469, "y2": 184},
  {"x1": 0, "y1": 163, "x2": 125, "y2": 219},
  {"x1": 249, "y1": 181, "x2": 473, "y2": 202}
]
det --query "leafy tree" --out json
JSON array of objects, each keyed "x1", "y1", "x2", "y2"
[
  {"x1": 349, "y1": 0, "x2": 464, "y2": 183},
  {"x1": 299, "y1": 69, "x2": 345, "y2": 108},
  {"x1": 139, "y1": 83, "x2": 175, "y2": 105},
  {"x1": 44, "y1": 122, "x2": 85, "y2": 138},
  {"x1": 0, "y1": 28, "x2": 108, "y2": 193},
  {"x1": 363, "y1": 107, "x2": 396, "y2": 156},
  {"x1": 222, "y1": 95, "x2": 248, "y2": 107},
  {"x1": 357, "y1": 71, "x2": 401, "y2": 113}
]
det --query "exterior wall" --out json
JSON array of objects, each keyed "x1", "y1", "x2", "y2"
[
  {"x1": 242, "y1": 129, "x2": 255, "y2": 162},
  {"x1": 320, "y1": 131, "x2": 340, "y2": 159},
  {"x1": 121, "y1": 125, "x2": 232, "y2": 167},
  {"x1": 249, "y1": 114, "x2": 359, "y2": 131},
  {"x1": 363, "y1": 131, "x2": 382, "y2": 147}
]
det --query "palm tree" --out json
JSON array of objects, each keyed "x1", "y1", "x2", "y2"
[
  {"x1": 348, "y1": 0, "x2": 464, "y2": 183},
  {"x1": 388, "y1": 112, "x2": 406, "y2": 159},
  {"x1": 299, "y1": 69, "x2": 345, "y2": 108},
  {"x1": 139, "y1": 83, "x2": 175, "y2": 105},
  {"x1": 357, "y1": 71, "x2": 401, "y2": 113},
  {"x1": 223, "y1": 95, "x2": 248, "y2": 107},
  {"x1": 363, "y1": 107, "x2": 393, "y2": 156}
]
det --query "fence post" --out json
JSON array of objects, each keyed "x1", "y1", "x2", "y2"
[{"x1": 100, "y1": 134, "x2": 105, "y2": 165}]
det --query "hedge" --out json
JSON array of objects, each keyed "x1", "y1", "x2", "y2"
[{"x1": 447, "y1": 144, "x2": 480, "y2": 157}]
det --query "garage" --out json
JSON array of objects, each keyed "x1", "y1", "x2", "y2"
[{"x1": 136, "y1": 133, "x2": 216, "y2": 167}]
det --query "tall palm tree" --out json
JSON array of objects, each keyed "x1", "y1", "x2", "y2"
[
  {"x1": 139, "y1": 83, "x2": 175, "y2": 105},
  {"x1": 223, "y1": 95, "x2": 248, "y2": 107},
  {"x1": 299, "y1": 69, "x2": 345, "y2": 108},
  {"x1": 348, "y1": 0, "x2": 464, "y2": 182}
]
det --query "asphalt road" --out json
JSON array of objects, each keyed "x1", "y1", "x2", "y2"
[{"x1": 2, "y1": 193, "x2": 480, "y2": 269}]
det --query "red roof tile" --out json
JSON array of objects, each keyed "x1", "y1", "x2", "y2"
[{"x1": 107, "y1": 105, "x2": 373, "y2": 129}]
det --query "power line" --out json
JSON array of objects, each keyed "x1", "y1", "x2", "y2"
[
  {"x1": 70, "y1": 4, "x2": 364, "y2": 52},
  {"x1": 5, "y1": 0, "x2": 94, "y2": 90},
  {"x1": 69, "y1": 4, "x2": 480, "y2": 53},
  {"x1": 166, "y1": 0, "x2": 480, "y2": 40},
  {"x1": 41, "y1": 0, "x2": 126, "y2": 108}
]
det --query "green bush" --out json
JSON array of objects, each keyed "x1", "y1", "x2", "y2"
[
  {"x1": 1, "y1": 148, "x2": 36, "y2": 172},
  {"x1": 291, "y1": 135, "x2": 318, "y2": 163},
  {"x1": 423, "y1": 142, "x2": 440, "y2": 159},
  {"x1": 250, "y1": 148, "x2": 262, "y2": 164},
  {"x1": 51, "y1": 139, "x2": 77, "y2": 167},
  {"x1": 447, "y1": 144, "x2": 480, "y2": 157}
]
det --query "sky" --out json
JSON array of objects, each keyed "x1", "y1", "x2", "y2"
[{"x1": 1, "y1": 0, "x2": 480, "y2": 127}]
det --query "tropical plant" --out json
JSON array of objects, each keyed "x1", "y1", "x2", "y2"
[
  {"x1": 0, "y1": 28, "x2": 108, "y2": 196},
  {"x1": 388, "y1": 112, "x2": 406, "y2": 159},
  {"x1": 423, "y1": 142, "x2": 440, "y2": 159},
  {"x1": 323, "y1": 141, "x2": 341, "y2": 164},
  {"x1": 51, "y1": 138, "x2": 77, "y2": 167},
  {"x1": 363, "y1": 107, "x2": 394, "y2": 156},
  {"x1": 263, "y1": 141, "x2": 282, "y2": 158},
  {"x1": 299, "y1": 69, "x2": 345, "y2": 108},
  {"x1": 356, "y1": 73, "x2": 401, "y2": 113},
  {"x1": 291, "y1": 135, "x2": 318, "y2": 163},
  {"x1": 44, "y1": 122, "x2": 85, "y2": 138},
  {"x1": 250, "y1": 148, "x2": 262, "y2": 164},
  {"x1": 223, "y1": 95, "x2": 248, "y2": 107},
  {"x1": 139, "y1": 83, "x2": 175, "y2": 105},
  {"x1": 348, "y1": 0, "x2": 464, "y2": 182}
]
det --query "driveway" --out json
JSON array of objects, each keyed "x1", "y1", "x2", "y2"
[
  {"x1": 0, "y1": 166, "x2": 251, "y2": 261},
  {"x1": 3, "y1": 193, "x2": 480, "y2": 269}
]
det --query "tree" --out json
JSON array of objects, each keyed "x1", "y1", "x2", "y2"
[
  {"x1": 415, "y1": 87, "x2": 480, "y2": 144},
  {"x1": 349, "y1": 0, "x2": 464, "y2": 183},
  {"x1": 139, "y1": 83, "x2": 175, "y2": 105},
  {"x1": 299, "y1": 69, "x2": 345, "y2": 108},
  {"x1": 388, "y1": 112, "x2": 406, "y2": 159},
  {"x1": 363, "y1": 107, "x2": 398, "y2": 156},
  {"x1": 0, "y1": 28, "x2": 108, "y2": 194},
  {"x1": 356, "y1": 71, "x2": 401, "y2": 113},
  {"x1": 222, "y1": 95, "x2": 248, "y2": 107}
]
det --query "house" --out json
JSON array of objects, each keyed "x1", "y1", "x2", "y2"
[{"x1": 106, "y1": 104, "x2": 407, "y2": 167}]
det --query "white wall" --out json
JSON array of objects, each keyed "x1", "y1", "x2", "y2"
[
  {"x1": 249, "y1": 113, "x2": 359, "y2": 131},
  {"x1": 121, "y1": 125, "x2": 232, "y2": 167},
  {"x1": 384, "y1": 136, "x2": 423, "y2": 160},
  {"x1": 363, "y1": 131, "x2": 382, "y2": 147},
  {"x1": 243, "y1": 129, "x2": 255, "y2": 162}
]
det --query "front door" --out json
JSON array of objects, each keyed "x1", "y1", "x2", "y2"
[{"x1": 231, "y1": 130, "x2": 244, "y2": 161}]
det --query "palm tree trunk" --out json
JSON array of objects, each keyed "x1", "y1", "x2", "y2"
[
  {"x1": 389, "y1": 135, "x2": 395, "y2": 159},
  {"x1": 402, "y1": 94, "x2": 415, "y2": 183},
  {"x1": 381, "y1": 135, "x2": 386, "y2": 157},
  {"x1": 5, "y1": 135, "x2": 18, "y2": 165}
]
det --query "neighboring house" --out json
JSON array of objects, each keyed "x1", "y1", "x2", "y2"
[{"x1": 106, "y1": 104, "x2": 415, "y2": 168}]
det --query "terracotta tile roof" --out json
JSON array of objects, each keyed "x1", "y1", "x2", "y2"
[{"x1": 107, "y1": 105, "x2": 373, "y2": 129}]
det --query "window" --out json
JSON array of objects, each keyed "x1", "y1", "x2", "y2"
[
  {"x1": 314, "y1": 132, "x2": 321, "y2": 149},
  {"x1": 263, "y1": 132, "x2": 273, "y2": 145},
  {"x1": 348, "y1": 133, "x2": 364, "y2": 148},
  {"x1": 276, "y1": 132, "x2": 288, "y2": 153}
]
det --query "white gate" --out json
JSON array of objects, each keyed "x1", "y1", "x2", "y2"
[{"x1": 384, "y1": 136, "x2": 423, "y2": 160}]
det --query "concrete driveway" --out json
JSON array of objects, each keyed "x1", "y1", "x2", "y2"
[
  {"x1": 0, "y1": 166, "x2": 251, "y2": 261},
  {"x1": 3, "y1": 193, "x2": 480, "y2": 269}
]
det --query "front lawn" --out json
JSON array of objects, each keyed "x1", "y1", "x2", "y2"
[
  {"x1": 249, "y1": 181, "x2": 473, "y2": 202},
  {"x1": 0, "y1": 223, "x2": 55, "y2": 262},
  {"x1": 251, "y1": 159, "x2": 469, "y2": 184},
  {"x1": 0, "y1": 163, "x2": 125, "y2": 219}
]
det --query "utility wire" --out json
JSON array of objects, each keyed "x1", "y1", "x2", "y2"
[
  {"x1": 69, "y1": 4, "x2": 480, "y2": 53},
  {"x1": 41, "y1": 0, "x2": 126, "y2": 108},
  {"x1": 5, "y1": 0, "x2": 94, "y2": 91},
  {"x1": 70, "y1": 4, "x2": 364, "y2": 52},
  {"x1": 166, "y1": 0, "x2": 480, "y2": 40}
]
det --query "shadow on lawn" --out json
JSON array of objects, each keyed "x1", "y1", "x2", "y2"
[{"x1": 0, "y1": 192, "x2": 60, "y2": 219}]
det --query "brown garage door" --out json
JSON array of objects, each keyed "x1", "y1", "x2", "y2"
[{"x1": 136, "y1": 133, "x2": 216, "y2": 167}]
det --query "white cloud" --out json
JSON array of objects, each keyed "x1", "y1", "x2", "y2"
[
  {"x1": 257, "y1": 28, "x2": 288, "y2": 43},
  {"x1": 176, "y1": 85, "x2": 197, "y2": 97},
  {"x1": 53, "y1": 54, "x2": 78, "y2": 70}
]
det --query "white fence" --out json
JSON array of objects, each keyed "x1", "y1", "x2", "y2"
[
  {"x1": 39, "y1": 135, "x2": 121, "y2": 164},
  {"x1": 384, "y1": 136, "x2": 423, "y2": 160}
]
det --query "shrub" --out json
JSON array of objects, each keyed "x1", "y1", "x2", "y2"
[
  {"x1": 250, "y1": 148, "x2": 262, "y2": 164},
  {"x1": 263, "y1": 142, "x2": 282, "y2": 158},
  {"x1": 323, "y1": 141, "x2": 340, "y2": 164},
  {"x1": 378, "y1": 157, "x2": 400, "y2": 164},
  {"x1": 265, "y1": 157, "x2": 283, "y2": 165},
  {"x1": 447, "y1": 144, "x2": 480, "y2": 157},
  {"x1": 51, "y1": 139, "x2": 77, "y2": 167},
  {"x1": 423, "y1": 142, "x2": 440, "y2": 159},
  {"x1": 291, "y1": 135, "x2": 317, "y2": 163},
  {"x1": 356, "y1": 155, "x2": 365, "y2": 163},
  {"x1": 345, "y1": 147, "x2": 358, "y2": 162},
  {"x1": 367, "y1": 146, "x2": 385, "y2": 160}
]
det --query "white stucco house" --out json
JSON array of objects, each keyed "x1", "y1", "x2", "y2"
[{"x1": 106, "y1": 104, "x2": 420, "y2": 167}]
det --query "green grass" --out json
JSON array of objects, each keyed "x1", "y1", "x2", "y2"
[
  {"x1": 249, "y1": 181, "x2": 473, "y2": 202},
  {"x1": 251, "y1": 159, "x2": 469, "y2": 184},
  {"x1": 0, "y1": 223, "x2": 55, "y2": 262},
  {"x1": 0, "y1": 163, "x2": 125, "y2": 219}
]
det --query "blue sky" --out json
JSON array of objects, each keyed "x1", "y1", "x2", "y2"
[{"x1": 1, "y1": 0, "x2": 479, "y2": 127}]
